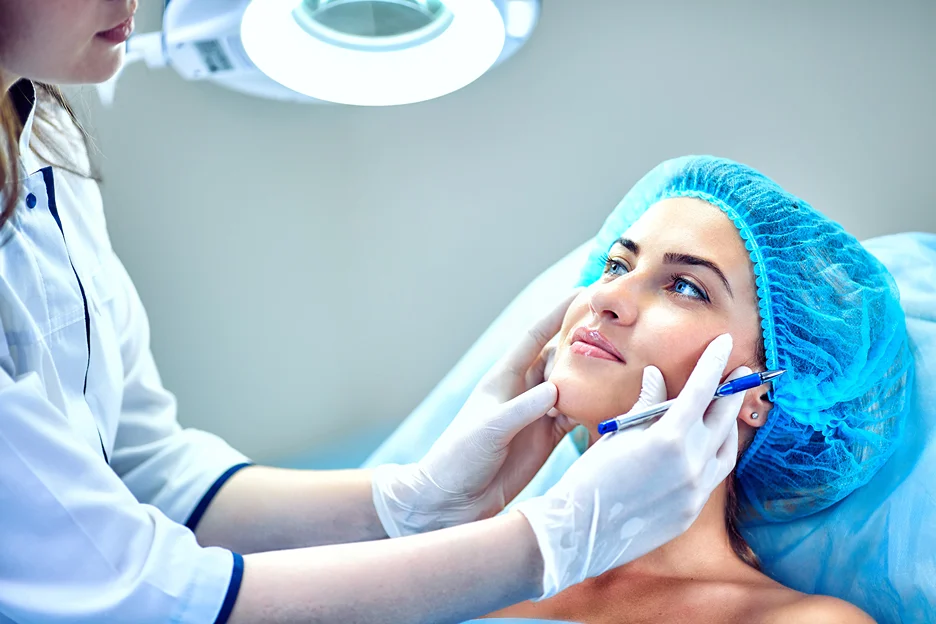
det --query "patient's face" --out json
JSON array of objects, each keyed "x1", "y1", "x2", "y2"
[{"x1": 549, "y1": 197, "x2": 763, "y2": 435}]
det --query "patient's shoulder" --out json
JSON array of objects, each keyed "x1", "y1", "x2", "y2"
[{"x1": 760, "y1": 594, "x2": 876, "y2": 624}]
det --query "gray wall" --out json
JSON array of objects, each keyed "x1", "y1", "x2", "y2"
[{"x1": 75, "y1": 0, "x2": 936, "y2": 463}]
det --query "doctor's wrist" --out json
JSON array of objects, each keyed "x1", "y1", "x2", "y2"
[
  {"x1": 373, "y1": 462, "x2": 482, "y2": 537},
  {"x1": 502, "y1": 510, "x2": 547, "y2": 602},
  {"x1": 371, "y1": 462, "x2": 442, "y2": 538}
]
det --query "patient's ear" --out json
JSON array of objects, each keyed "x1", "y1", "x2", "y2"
[{"x1": 738, "y1": 387, "x2": 773, "y2": 429}]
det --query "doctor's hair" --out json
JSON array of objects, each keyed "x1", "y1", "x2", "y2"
[
  {"x1": 0, "y1": 82, "x2": 95, "y2": 229},
  {"x1": 0, "y1": 88, "x2": 19, "y2": 227}
]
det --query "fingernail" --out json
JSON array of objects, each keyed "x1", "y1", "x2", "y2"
[{"x1": 705, "y1": 334, "x2": 733, "y2": 370}]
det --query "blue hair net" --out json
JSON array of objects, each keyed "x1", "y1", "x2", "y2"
[
  {"x1": 578, "y1": 156, "x2": 914, "y2": 523},
  {"x1": 742, "y1": 232, "x2": 936, "y2": 622}
]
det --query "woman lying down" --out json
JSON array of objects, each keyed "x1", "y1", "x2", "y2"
[{"x1": 488, "y1": 156, "x2": 913, "y2": 623}]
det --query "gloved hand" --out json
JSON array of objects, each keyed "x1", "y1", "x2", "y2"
[
  {"x1": 515, "y1": 333, "x2": 747, "y2": 599},
  {"x1": 371, "y1": 291, "x2": 581, "y2": 538}
]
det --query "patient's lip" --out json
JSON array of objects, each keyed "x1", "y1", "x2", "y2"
[{"x1": 570, "y1": 327, "x2": 626, "y2": 363}]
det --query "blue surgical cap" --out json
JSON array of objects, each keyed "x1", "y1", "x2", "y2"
[{"x1": 579, "y1": 156, "x2": 914, "y2": 524}]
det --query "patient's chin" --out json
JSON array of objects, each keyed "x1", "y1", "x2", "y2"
[
  {"x1": 549, "y1": 354, "x2": 640, "y2": 433},
  {"x1": 549, "y1": 366, "x2": 634, "y2": 432}
]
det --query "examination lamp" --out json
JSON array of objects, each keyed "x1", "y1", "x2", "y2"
[{"x1": 114, "y1": 0, "x2": 541, "y2": 106}]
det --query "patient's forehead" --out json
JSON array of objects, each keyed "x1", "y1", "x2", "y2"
[{"x1": 624, "y1": 197, "x2": 738, "y2": 255}]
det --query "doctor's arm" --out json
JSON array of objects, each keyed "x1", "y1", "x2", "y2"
[
  {"x1": 193, "y1": 465, "x2": 391, "y2": 549},
  {"x1": 229, "y1": 510, "x2": 543, "y2": 624}
]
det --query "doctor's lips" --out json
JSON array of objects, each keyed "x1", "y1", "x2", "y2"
[{"x1": 569, "y1": 328, "x2": 626, "y2": 363}]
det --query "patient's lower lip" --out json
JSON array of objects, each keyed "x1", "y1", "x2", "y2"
[{"x1": 570, "y1": 341, "x2": 621, "y2": 362}]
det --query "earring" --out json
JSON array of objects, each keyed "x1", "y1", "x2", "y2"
[{"x1": 751, "y1": 412, "x2": 760, "y2": 421}]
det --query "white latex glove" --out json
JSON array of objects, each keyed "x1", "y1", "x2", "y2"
[
  {"x1": 372, "y1": 291, "x2": 581, "y2": 538},
  {"x1": 515, "y1": 333, "x2": 746, "y2": 599}
]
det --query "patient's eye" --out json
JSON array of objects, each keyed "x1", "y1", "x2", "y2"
[
  {"x1": 671, "y1": 274, "x2": 710, "y2": 302},
  {"x1": 600, "y1": 254, "x2": 628, "y2": 277}
]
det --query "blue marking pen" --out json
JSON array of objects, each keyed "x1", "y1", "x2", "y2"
[{"x1": 597, "y1": 369, "x2": 786, "y2": 435}]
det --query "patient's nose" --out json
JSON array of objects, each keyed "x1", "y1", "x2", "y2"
[{"x1": 589, "y1": 276, "x2": 639, "y2": 326}]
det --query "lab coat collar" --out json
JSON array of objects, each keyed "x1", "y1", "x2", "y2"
[{"x1": 10, "y1": 79, "x2": 37, "y2": 160}]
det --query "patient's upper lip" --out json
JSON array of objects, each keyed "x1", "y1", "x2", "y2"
[
  {"x1": 571, "y1": 327, "x2": 626, "y2": 363},
  {"x1": 101, "y1": 2, "x2": 137, "y2": 33}
]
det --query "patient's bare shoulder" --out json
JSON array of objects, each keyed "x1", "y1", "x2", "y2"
[{"x1": 760, "y1": 594, "x2": 876, "y2": 624}]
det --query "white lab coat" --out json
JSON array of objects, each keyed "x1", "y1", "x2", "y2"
[{"x1": 0, "y1": 82, "x2": 251, "y2": 623}]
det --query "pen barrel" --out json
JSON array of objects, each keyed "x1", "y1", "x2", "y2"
[
  {"x1": 613, "y1": 398, "x2": 677, "y2": 430},
  {"x1": 714, "y1": 373, "x2": 765, "y2": 397}
]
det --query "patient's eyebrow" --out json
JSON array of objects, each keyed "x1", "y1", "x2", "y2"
[
  {"x1": 664, "y1": 252, "x2": 734, "y2": 299},
  {"x1": 615, "y1": 237, "x2": 640, "y2": 256},
  {"x1": 614, "y1": 237, "x2": 733, "y2": 298}
]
